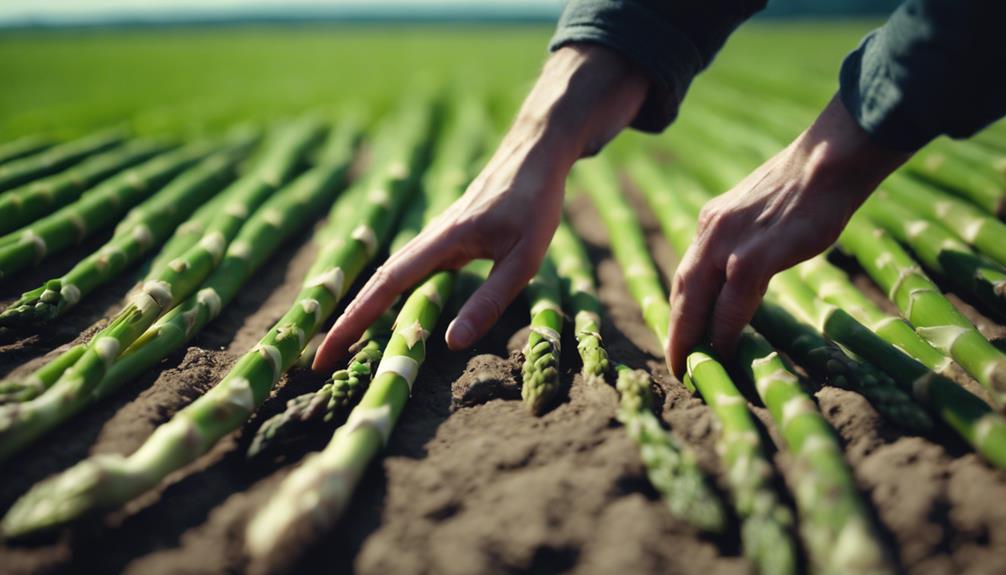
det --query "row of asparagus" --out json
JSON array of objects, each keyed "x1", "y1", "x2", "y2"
[
  {"x1": 0, "y1": 99, "x2": 786, "y2": 574},
  {"x1": 618, "y1": 74, "x2": 1006, "y2": 572},
  {"x1": 0, "y1": 98, "x2": 502, "y2": 575},
  {"x1": 0, "y1": 88, "x2": 1004, "y2": 575}
]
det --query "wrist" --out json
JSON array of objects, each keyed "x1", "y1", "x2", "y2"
[
  {"x1": 795, "y1": 94, "x2": 910, "y2": 199},
  {"x1": 511, "y1": 44, "x2": 648, "y2": 165}
]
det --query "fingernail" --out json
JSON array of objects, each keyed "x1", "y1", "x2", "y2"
[{"x1": 447, "y1": 319, "x2": 475, "y2": 349}]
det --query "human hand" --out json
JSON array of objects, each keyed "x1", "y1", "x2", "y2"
[
  {"x1": 313, "y1": 44, "x2": 648, "y2": 373},
  {"x1": 666, "y1": 95, "x2": 911, "y2": 377}
]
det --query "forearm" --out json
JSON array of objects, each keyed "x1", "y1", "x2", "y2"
[{"x1": 788, "y1": 94, "x2": 911, "y2": 213}]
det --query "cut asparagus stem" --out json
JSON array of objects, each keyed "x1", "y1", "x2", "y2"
[
  {"x1": 245, "y1": 265, "x2": 454, "y2": 562},
  {"x1": 0, "y1": 120, "x2": 327, "y2": 464},
  {"x1": 861, "y1": 190, "x2": 1006, "y2": 320},
  {"x1": 581, "y1": 155, "x2": 796, "y2": 575},
  {"x1": 615, "y1": 363, "x2": 727, "y2": 533},
  {"x1": 786, "y1": 296, "x2": 1006, "y2": 469},
  {"x1": 735, "y1": 330, "x2": 894, "y2": 575},
  {"x1": 576, "y1": 156, "x2": 669, "y2": 346},
  {"x1": 838, "y1": 215, "x2": 1006, "y2": 407},
  {"x1": 142, "y1": 167, "x2": 244, "y2": 280},
  {"x1": 756, "y1": 296, "x2": 933, "y2": 433},
  {"x1": 0, "y1": 129, "x2": 126, "y2": 193},
  {"x1": 684, "y1": 347, "x2": 797, "y2": 575},
  {"x1": 521, "y1": 256, "x2": 564, "y2": 415},
  {"x1": 1, "y1": 106, "x2": 429, "y2": 538},
  {"x1": 906, "y1": 140, "x2": 1006, "y2": 217},
  {"x1": 547, "y1": 218, "x2": 609, "y2": 383},
  {"x1": 0, "y1": 141, "x2": 217, "y2": 279},
  {"x1": 0, "y1": 135, "x2": 53, "y2": 167},
  {"x1": 548, "y1": 204, "x2": 725, "y2": 532},
  {"x1": 244, "y1": 98, "x2": 488, "y2": 564},
  {"x1": 0, "y1": 140, "x2": 168, "y2": 235},
  {"x1": 0, "y1": 133, "x2": 258, "y2": 331},
  {"x1": 96, "y1": 119, "x2": 362, "y2": 401},
  {"x1": 795, "y1": 256, "x2": 954, "y2": 375},
  {"x1": 246, "y1": 306, "x2": 397, "y2": 460},
  {"x1": 0, "y1": 346, "x2": 86, "y2": 404},
  {"x1": 882, "y1": 173, "x2": 1006, "y2": 272},
  {"x1": 247, "y1": 99, "x2": 489, "y2": 456}
]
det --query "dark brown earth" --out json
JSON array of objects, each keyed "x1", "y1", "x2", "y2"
[{"x1": 1, "y1": 183, "x2": 1005, "y2": 575}]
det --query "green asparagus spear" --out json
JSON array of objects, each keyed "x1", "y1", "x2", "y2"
[
  {"x1": 0, "y1": 135, "x2": 53, "y2": 167},
  {"x1": 615, "y1": 364, "x2": 727, "y2": 532},
  {"x1": 548, "y1": 201, "x2": 726, "y2": 532},
  {"x1": 861, "y1": 190, "x2": 1006, "y2": 319},
  {"x1": 794, "y1": 256, "x2": 953, "y2": 375},
  {"x1": 685, "y1": 348, "x2": 797, "y2": 575},
  {"x1": 629, "y1": 155, "x2": 930, "y2": 431},
  {"x1": 547, "y1": 218, "x2": 609, "y2": 383},
  {"x1": 248, "y1": 98, "x2": 487, "y2": 458},
  {"x1": 246, "y1": 306, "x2": 396, "y2": 460},
  {"x1": 882, "y1": 173, "x2": 1006, "y2": 270},
  {"x1": 0, "y1": 140, "x2": 167, "y2": 235},
  {"x1": 906, "y1": 140, "x2": 1005, "y2": 217},
  {"x1": 0, "y1": 120, "x2": 325, "y2": 463},
  {"x1": 631, "y1": 155, "x2": 895, "y2": 570},
  {"x1": 0, "y1": 129, "x2": 125, "y2": 192},
  {"x1": 581, "y1": 155, "x2": 796, "y2": 575},
  {"x1": 838, "y1": 215, "x2": 1006, "y2": 407},
  {"x1": 522, "y1": 256, "x2": 564, "y2": 414},
  {"x1": 575, "y1": 157, "x2": 669, "y2": 346},
  {"x1": 2, "y1": 106, "x2": 430, "y2": 538},
  {"x1": 779, "y1": 295, "x2": 1006, "y2": 469},
  {"x1": 736, "y1": 331, "x2": 894, "y2": 575},
  {"x1": 244, "y1": 98, "x2": 487, "y2": 564},
  {"x1": 0, "y1": 134, "x2": 257, "y2": 330}
]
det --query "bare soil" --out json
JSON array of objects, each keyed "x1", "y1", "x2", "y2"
[{"x1": 1, "y1": 189, "x2": 1004, "y2": 575}]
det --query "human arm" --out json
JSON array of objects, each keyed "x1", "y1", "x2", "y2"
[
  {"x1": 312, "y1": 44, "x2": 649, "y2": 371},
  {"x1": 312, "y1": 0, "x2": 769, "y2": 372},
  {"x1": 666, "y1": 0, "x2": 1006, "y2": 377}
]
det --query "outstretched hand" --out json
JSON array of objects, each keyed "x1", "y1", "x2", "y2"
[
  {"x1": 665, "y1": 95, "x2": 910, "y2": 377},
  {"x1": 313, "y1": 44, "x2": 647, "y2": 373}
]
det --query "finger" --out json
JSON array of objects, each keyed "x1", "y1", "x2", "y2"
[
  {"x1": 666, "y1": 245, "x2": 723, "y2": 379},
  {"x1": 445, "y1": 249, "x2": 538, "y2": 350},
  {"x1": 709, "y1": 253, "x2": 768, "y2": 359},
  {"x1": 313, "y1": 231, "x2": 457, "y2": 373}
]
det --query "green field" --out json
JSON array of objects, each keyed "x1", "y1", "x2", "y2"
[{"x1": 0, "y1": 22, "x2": 881, "y2": 138}]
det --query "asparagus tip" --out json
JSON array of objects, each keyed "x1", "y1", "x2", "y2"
[
  {"x1": 521, "y1": 339, "x2": 561, "y2": 416},
  {"x1": 2, "y1": 454, "x2": 128, "y2": 539}
]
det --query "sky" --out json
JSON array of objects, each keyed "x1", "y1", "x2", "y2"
[{"x1": 0, "y1": 0, "x2": 564, "y2": 26}]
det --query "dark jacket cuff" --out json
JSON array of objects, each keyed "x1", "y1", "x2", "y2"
[
  {"x1": 840, "y1": 0, "x2": 1006, "y2": 151},
  {"x1": 549, "y1": 0, "x2": 704, "y2": 133}
]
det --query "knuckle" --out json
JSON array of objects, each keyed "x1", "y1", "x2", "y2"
[
  {"x1": 724, "y1": 253, "x2": 756, "y2": 283},
  {"x1": 697, "y1": 204, "x2": 717, "y2": 229}
]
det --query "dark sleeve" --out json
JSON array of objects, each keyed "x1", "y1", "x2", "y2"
[
  {"x1": 549, "y1": 0, "x2": 767, "y2": 133},
  {"x1": 840, "y1": 0, "x2": 1006, "y2": 151}
]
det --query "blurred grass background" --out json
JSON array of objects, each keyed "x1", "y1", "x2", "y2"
[{"x1": 0, "y1": 21, "x2": 881, "y2": 139}]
